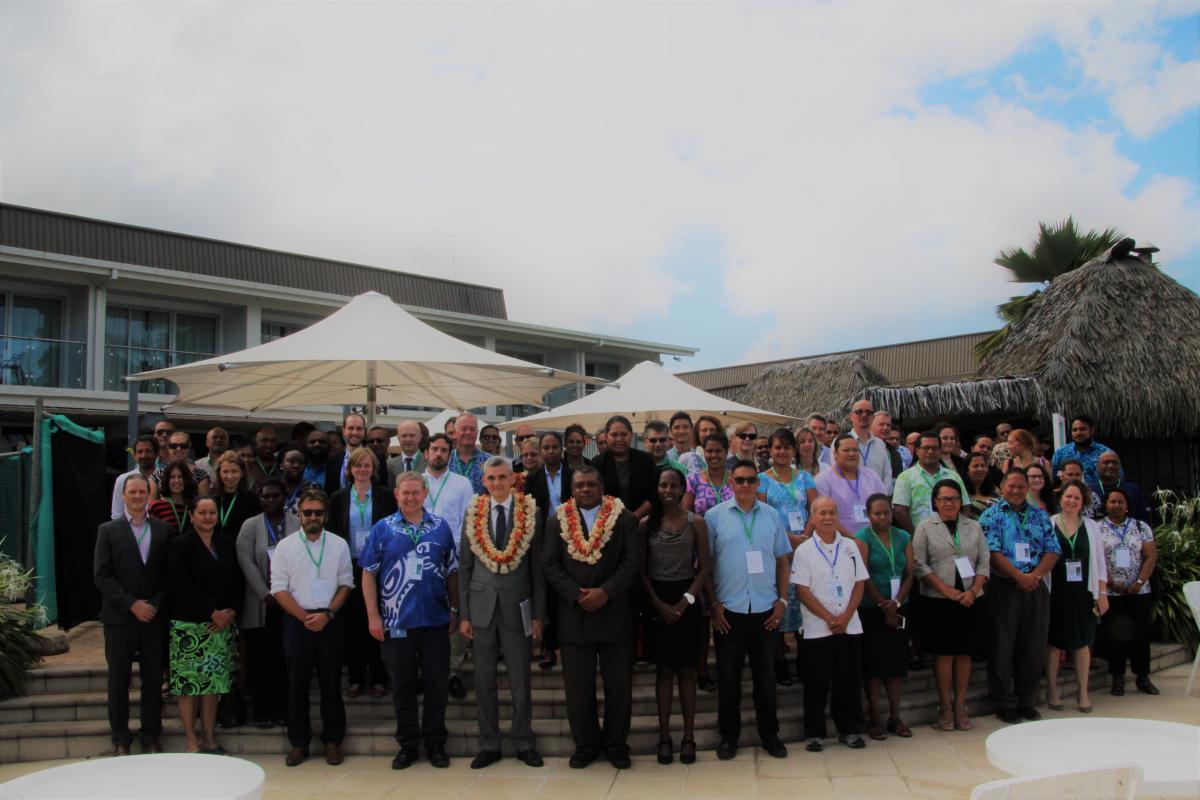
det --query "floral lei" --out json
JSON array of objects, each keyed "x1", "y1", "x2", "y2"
[
  {"x1": 466, "y1": 492, "x2": 537, "y2": 574},
  {"x1": 557, "y1": 496, "x2": 624, "y2": 564}
]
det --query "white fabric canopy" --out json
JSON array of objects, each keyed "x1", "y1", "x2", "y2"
[
  {"x1": 497, "y1": 360, "x2": 794, "y2": 432},
  {"x1": 132, "y1": 292, "x2": 601, "y2": 415}
]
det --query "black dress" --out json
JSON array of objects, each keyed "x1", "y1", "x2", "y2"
[
  {"x1": 1048, "y1": 523, "x2": 1097, "y2": 651},
  {"x1": 643, "y1": 516, "x2": 706, "y2": 667}
]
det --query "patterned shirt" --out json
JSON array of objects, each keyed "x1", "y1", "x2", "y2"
[
  {"x1": 1051, "y1": 440, "x2": 1113, "y2": 494},
  {"x1": 979, "y1": 498, "x2": 1060, "y2": 574},
  {"x1": 449, "y1": 448, "x2": 490, "y2": 494},
  {"x1": 360, "y1": 510, "x2": 458, "y2": 632},
  {"x1": 1098, "y1": 517, "x2": 1153, "y2": 595},
  {"x1": 686, "y1": 470, "x2": 736, "y2": 516},
  {"x1": 892, "y1": 464, "x2": 968, "y2": 530},
  {"x1": 757, "y1": 468, "x2": 817, "y2": 532}
]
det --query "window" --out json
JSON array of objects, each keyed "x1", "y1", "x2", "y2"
[
  {"x1": 105, "y1": 305, "x2": 218, "y2": 393},
  {"x1": 0, "y1": 293, "x2": 80, "y2": 388},
  {"x1": 584, "y1": 360, "x2": 620, "y2": 395},
  {"x1": 497, "y1": 349, "x2": 545, "y2": 419},
  {"x1": 261, "y1": 320, "x2": 307, "y2": 343}
]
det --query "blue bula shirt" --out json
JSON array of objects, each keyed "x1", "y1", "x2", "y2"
[
  {"x1": 449, "y1": 449, "x2": 490, "y2": 494},
  {"x1": 979, "y1": 498, "x2": 1060, "y2": 574},
  {"x1": 704, "y1": 499, "x2": 791, "y2": 614},
  {"x1": 360, "y1": 510, "x2": 458, "y2": 632},
  {"x1": 1051, "y1": 440, "x2": 1113, "y2": 494}
]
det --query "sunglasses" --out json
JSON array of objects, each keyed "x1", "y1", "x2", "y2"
[
  {"x1": 300, "y1": 509, "x2": 326, "y2": 517},
  {"x1": 167, "y1": 443, "x2": 188, "y2": 450},
  {"x1": 646, "y1": 436, "x2": 669, "y2": 444},
  {"x1": 366, "y1": 438, "x2": 390, "y2": 445},
  {"x1": 732, "y1": 476, "x2": 758, "y2": 485},
  {"x1": 736, "y1": 433, "x2": 757, "y2": 440},
  {"x1": 514, "y1": 434, "x2": 535, "y2": 442},
  {"x1": 851, "y1": 409, "x2": 873, "y2": 416}
]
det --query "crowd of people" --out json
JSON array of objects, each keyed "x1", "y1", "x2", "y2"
[{"x1": 94, "y1": 406, "x2": 1160, "y2": 767}]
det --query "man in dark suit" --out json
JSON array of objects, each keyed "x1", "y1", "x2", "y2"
[
  {"x1": 459, "y1": 457, "x2": 546, "y2": 769},
  {"x1": 541, "y1": 464, "x2": 642, "y2": 770},
  {"x1": 523, "y1": 432, "x2": 572, "y2": 669},
  {"x1": 323, "y1": 412, "x2": 367, "y2": 494},
  {"x1": 589, "y1": 415, "x2": 657, "y2": 519},
  {"x1": 93, "y1": 473, "x2": 171, "y2": 755}
]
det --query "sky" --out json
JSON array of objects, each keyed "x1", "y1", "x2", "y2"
[{"x1": 1, "y1": 1, "x2": 1198, "y2": 372}]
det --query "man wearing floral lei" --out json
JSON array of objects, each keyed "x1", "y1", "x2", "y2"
[
  {"x1": 448, "y1": 412, "x2": 489, "y2": 495},
  {"x1": 541, "y1": 464, "x2": 643, "y2": 770},
  {"x1": 361, "y1": 471, "x2": 460, "y2": 771},
  {"x1": 458, "y1": 456, "x2": 546, "y2": 770}
]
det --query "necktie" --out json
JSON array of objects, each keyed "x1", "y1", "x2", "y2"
[
  {"x1": 494, "y1": 504, "x2": 508, "y2": 550},
  {"x1": 405, "y1": 457, "x2": 413, "y2": 471}
]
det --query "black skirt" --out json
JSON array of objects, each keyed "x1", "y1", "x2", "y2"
[
  {"x1": 919, "y1": 594, "x2": 986, "y2": 657},
  {"x1": 643, "y1": 578, "x2": 706, "y2": 668},
  {"x1": 859, "y1": 607, "x2": 909, "y2": 679}
]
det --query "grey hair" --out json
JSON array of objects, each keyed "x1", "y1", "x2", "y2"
[{"x1": 484, "y1": 455, "x2": 513, "y2": 471}]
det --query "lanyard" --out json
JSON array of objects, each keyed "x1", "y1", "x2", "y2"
[
  {"x1": 1007, "y1": 504, "x2": 1029, "y2": 532},
  {"x1": 303, "y1": 532, "x2": 326, "y2": 572},
  {"x1": 352, "y1": 488, "x2": 371, "y2": 527},
  {"x1": 219, "y1": 494, "x2": 238, "y2": 528},
  {"x1": 859, "y1": 438, "x2": 873, "y2": 465},
  {"x1": 167, "y1": 499, "x2": 189, "y2": 532},
  {"x1": 919, "y1": 467, "x2": 940, "y2": 491},
  {"x1": 426, "y1": 473, "x2": 448, "y2": 511},
  {"x1": 1104, "y1": 517, "x2": 1134, "y2": 546},
  {"x1": 285, "y1": 482, "x2": 302, "y2": 508},
  {"x1": 400, "y1": 520, "x2": 426, "y2": 547},
  {"x1": 835, "y1": 466, "x2": 861, "y2": 500},
  {"x1": 130, "y1": 517, "x2": 149, "y2": 549},
  {"x1": 736, "y1": 506, "x2": 758, "y2": 542},
  {"x1": 706, "y1": 469, "x2": 728, "y2": 499},
  {"x1": 264, "y1": 515, "x2": 283, "y2": 547},
  {"x1": 769, "y1": 467, "x2": 799, "y2": 505},
  {"x1": 815, "y1": 538, "x2": 841, "y2": 573},
  {"x1": 1058, "y1": 518, "x2": 1082, "y2": 558},
  {"x1": 869, "y1": 527, "x2": 899, "y2": 577},
  {"x1": 256, "y1": 457, "x2": 277, "y2": 477}
]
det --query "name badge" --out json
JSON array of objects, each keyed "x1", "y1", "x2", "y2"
[
  {"x1": 405, "y1": 553, "x2": 424, "y2": 579},
  {"x1": 1014, "y1": 542, "x2": 1031, "y2": 563},
  {"x1": 788, "y1": 511, "x2": 805, "y2": 533},
  {"x1": 954, "y1": 556, "x2": 976, "y2": 580},
  {"x1": 310, "y1": 578, "x2": 334, "y2": 608},
  {"x1": 852, "y1": 504, "x2": 868, "y2": 523},
  {"x1": 388, "y1": 628, "x2": 407, "y2": 639},
  {"x1": 354, "y1": 529, "x2": 369, "y2": 557},
  {"x1": 745, "y1": 550, "x2": 765, "y2": 575},
  {"x1": 1065, "y1": 560, "x2": 1083, "y2": 583},
  {"x1": 889, "y1": 577, "x2": 902, "y2": 599},
  {"x1": 1114, "y1": 548, "x2": 1132, "y2": 569},
  {"x1": 828, "y1": 581, "x2": 845, "y2": 602}
]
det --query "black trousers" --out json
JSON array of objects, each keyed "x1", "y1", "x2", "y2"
[
  {"x1": 560, "y1": 638, "x2": 634, "y2": 757},
  {"x1": 345, "y1": 567, "x2": 386, "y2": 686},
  {"x1": 281, "y1": 614, "x2": 347, "y2": 747},
  {"x1": 104, "y1": 620, "x2": 167, "y2": 746},
  {"x1": 714, "y1": 609, "x2": 779, "y2": 743},
  {"x1": 802, "y1": 634, "x2": 864, "y2": 738},
  {"x1": 987, "y1": 578, "x2": 1050, "y2": 710},
  {"x1": 243, "y1": 605, "x2": 287, "y2": 723},
  {"x1": 541, "y1": 599, "x2": 559, "y2": 659},
  {"x1": 1101, "y1": 593, "x2": 1153, "y2": 678},
  {"x1": 382, "y1": 626, "x2": 449, "y2": 749}
]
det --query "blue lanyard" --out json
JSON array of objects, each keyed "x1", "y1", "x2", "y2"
[
  {"x1": 835, "y1": 467, "x2": 861, "y2": 500},
  {"x1": 264, "y1": 515, "x2": 282, "y2": 547},
  {"x1": 859, "y1": 439, "x2": 873, "y2": 465},
  {"x1": 1104, "y1": 518, "x2": 1134, "y2": 546},
  {"x1": 815, "y1": 539, "x2": 841, "y2": 573}
]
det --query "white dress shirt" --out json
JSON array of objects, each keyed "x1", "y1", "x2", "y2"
[
  {"x1": 791, "y1": 532, "x2": 869, "y2": 639},
  {"x1": 423, "y1": 469, "x2": 474, "y2": 545},
  {"x1": 270, "y1": 529, "x2": 354, "y2": 610}
]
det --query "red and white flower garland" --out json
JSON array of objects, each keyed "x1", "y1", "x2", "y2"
[
  {"x1": 465, "y1": 492, "x2": 537, "y2": 574},
  {"x1": 557, "y1": 496, "x2": 623, "y2": 564}
]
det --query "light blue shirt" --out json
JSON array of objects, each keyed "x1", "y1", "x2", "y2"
[
  {"x1": 544, "y1": 466, "x2": 563, "y2": 511},
  {"x1": 347, "y1": 487, "x2": 373, "y2": 560},
  {"x1": 704, "y1": 499, "x2": 791, "y2": 614}
]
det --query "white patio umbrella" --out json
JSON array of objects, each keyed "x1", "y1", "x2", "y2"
[
  {"x1": 496, "y1": 360, "x2": 795, "y2": 432},
  {"x1": 131, "y1": 291, "x2": 602, "y2": 421}
]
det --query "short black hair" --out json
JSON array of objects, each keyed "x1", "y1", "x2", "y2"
[
  {"x1": 866, "y1": 493, "x2": 891, "y2": 512},
  {"x1": 702, "y1": 433, "x2": 729, "y2": 451},
  {"x1": 669, "y1": 411, "x2": 693, "y2": 427},
  {"x1": 930, "y1": 478, "x2": 963, "y2": 510},
  {"x1": 730, "y1": 458, "x2": 758, "y2": 475},
  {"x1": 605, "y1": 415, "x2": 634, "y2": 434},
  {"x1": 1071, "y1": 414, "x2": 1096, "y2": 429},
  {"x1": 564, "y1": 423, "x2": 588, "y2": 442},
  {"x1": 768, "y1": 428, "x2": 796, "y2": 449},
  {"x1": 540, "y1": 430, "x2": 564, "y2": 447},
  {"x1": 427, "y1": 432, "x2": 452, "y2": 449}
]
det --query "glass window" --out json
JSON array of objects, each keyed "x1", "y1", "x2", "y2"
[
  {"x1": 105, "y1": 305, "x2": 217, "y2": 392},
  {"x1": 584, "y1": 360, "x2": 620, "y2": 394},
  {"x1": 261, "y1": 320, "x2": 306, "y2": 343},
  {"x1": 1, "y1": 294, "x2": 65, "y2": 388}
]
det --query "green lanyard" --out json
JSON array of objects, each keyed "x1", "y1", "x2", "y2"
[
  {"x1": 769, "y1": 467, "x2": 799, "y2": 505},
  {"x1": 707, "y1": 469, "x2": 729, "y2": 499},
  {"x1": 130, "y1": 517, "x2": 150, "y2": 548},
  {"x1": 1060, "y1": 520, "x2": 1082, "y2": 558},
  {"x1": 737, "y1": 507, "x2": 758, "y2": 542},
  {"x1": 352, "y1": 488, "x2": 371, "y2": 527},
  {"x1": 426, "y1": 473, "x2": 448, "y2": 511},
  {"x1": 401, "y1": 520, "x2": 425, "y2": 547},
  {"x1": 304, "y1": 532, "x2": 326, "y2": 572},
  {"x1": 869, "y1": 527, "x2": 900, "y2": 577},
  {"x1": 167, "y1": 499, "x2": 189, "y2": 532},
  {"x1": 945, "y1": 521, "x2": 960, "y2": 551},
  {"x1": 219, "y1": 494, "x2": 238, "y2": 528},
  {"x1": 256, "y1": 457, "x2": 277, "y2": 477}
]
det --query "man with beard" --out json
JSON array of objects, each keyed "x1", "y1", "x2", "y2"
[{"x1": 112, "y1": 435, "x2": 159, "y2": 519}]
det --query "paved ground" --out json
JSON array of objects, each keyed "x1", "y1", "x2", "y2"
[{"x1": 2, "y1": 655, "x2": 1197, "y2": 799}]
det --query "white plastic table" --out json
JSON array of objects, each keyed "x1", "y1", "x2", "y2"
[
  {"x1": 0, "y1": 753, "x2": 265, "y2": 799},
  {"x1": 986, "y1": 718, "x2": 1200, "y2": 798}
]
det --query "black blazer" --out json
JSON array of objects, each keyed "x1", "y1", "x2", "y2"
[
  {"x1": 214, "y1": 490, "x2": 259, "y2": 541},
  {"x1": 523, "y1": 463, "x2": 574, "y2": 525},
  {"x1": 591, "y1": 449, "x2": 657, "y2": 514},
  {"x1": 541, "y1": 506, "x2": 642, "y2": 644},
  {"x1": 167, "y1": 531, "x2": 243, "y2": 623},
  {"x1": 326, "y1": 484, "x2": 398, "y2": 544},
  {"x1": 93, "y1": 516, "x2": 172, "y2": 625}
]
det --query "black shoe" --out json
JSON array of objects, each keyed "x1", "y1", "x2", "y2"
[
  {"x1": 776, "y1": 674, "x2": 794, "y2": 687},
  {"x1": 697, "y1": 675, "x2": 715, "y2": 692},
  {"x1": 1017, "y1": 705, "x2": 1041, "y2": 721},
  {"x1": 716, "y1": 740, "x2": 738, "y2": 760},
  {"x1": 471, "y1": 750, "x2": 502, "y2": 769},
  {"x1": 569, "y1": 749, "x2": 596, "y2": 769},
  {"x1": 516, "y1": 749, "x2": 544, "y2": 768},
  {"x1": 838, "y1": 734, "x2": 866, "y2": 749},
  {"x1": 761, "y1": 737, "x2": 788, "y2": 758},
  {"x1": 996, "y1": 708, "x2": 1022, "y2": 724},
  {"x1": 539, "y1": 654, "x2": 557, "y2": 671},
  {"x1": 448, "y1": 675, "x2": 466, "y2": 700},
  {"x1": 607, "y1": 752, "x2": 632, "y2": 770},
  {"x1": 428, "y1": 744, "x2": 450, "y2": 768},
  {"x1": 1111, "y1": 677, "x2": 1126, "y2": 696},
  {"x1": 1136, "y1": 677, "x2": 1160, "y2": 695},
  {"x1": 391, "y1": 747, "x2": 419, "y2": 769},
  {"x1": 805, "y1": 738, "x2": 824, "y2": 753}
]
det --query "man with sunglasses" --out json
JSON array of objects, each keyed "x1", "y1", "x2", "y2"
[
  {"x1": 510, "y1": 423, "x2": 537, "y2": 472},
  {"x1": 848, "y1": 400, "x2": 893, "y2": 492},
  {"x1": 365, "y1": 425, "x2": 394, "y2": 485},
  {"x1": 705, "y1": 460, "x2": 792, "y2": 761},
  {"x1": 270, "y1": 488, "x2": 354, "y2": 767},
  {"x1": 150, "y1": 431, "x2": 211, "y2": 499},
  {"x1": 643, "y1": 420, "x2": 685, "y2": 473}
]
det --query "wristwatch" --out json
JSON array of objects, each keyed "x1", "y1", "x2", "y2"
[
  {"x1": 323, "y1": 608, "x2": 336, "y2": 620},
  {"x1": 450, "y1": 606, "x2": 460, "y2": 613},
  {"x1": 683, "y1": 592, "x2": 696, "y2": 605}
]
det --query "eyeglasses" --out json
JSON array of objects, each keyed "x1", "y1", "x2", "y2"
[
  {"x1": 736, "y1": 433, "x2": 757, "y2": 440},
  {"x1": 646, "y1": 437, "x2": 669, "y2": 444},
  {"x1": 934, "y1": 496, "x2": 961, "y2": 504},
  {"x1": 732, "y1": 476, "x2": 758, "y2": 485},
  {"x1": 851, "y1": 409, "x2": 872, "y2": 416},
  {"x1": 300, "y1": 509, "x2": 326, "y2": 517},
  {"x1": 514, "y1": 434, "x2": 535, "y2": 442},
  {"x1": 167, "y1": 443, "x2": 188, "y2": 450},
  {"x1": 366, "y1": 438, "x2": 390, "y2": 445}
]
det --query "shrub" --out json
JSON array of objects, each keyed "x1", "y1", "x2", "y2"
[
  {"x1": 1151, "y1": 491, "x2": 1200, "y2": 654},
  {"x1": 0, "y1": 546, "x2": 42, "y2": 701}
]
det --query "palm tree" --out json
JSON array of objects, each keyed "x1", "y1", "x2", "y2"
[{"x1": 975, "y1": 218, "x2": 1125, "y2": 360}]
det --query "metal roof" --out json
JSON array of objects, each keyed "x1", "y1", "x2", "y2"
[
  {"x1": 0, "y1": 204, "x2": 508, "y2": 319},
  {"x1": 679, "y1": 331, "x2": 993, "y2": 392}
]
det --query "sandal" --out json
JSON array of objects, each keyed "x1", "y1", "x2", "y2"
[
  {"x1": 346, "y1": 684, "x2": 362, "y2": 699},
  {"x1": 680, "y1": 738, "x2": 696, "y2": 765},
  {"x1": 886, "y1": 718, "x2": 912, "y2": 738},
  {"x1": 371, "y1": 683, "x2": 387, "y2": 699},
  {"x1": 657, "y1": 737, "x2": 673, "y2": 765},
  {"x1": 867, "y1": 723, "x2": 887, "y2": 741},
  {"x1": 954, "y1": 707, "x2": 973, "y2": 731},
  {"x1": 933, "y1": 706, "x2": 954, "y2": 732}
]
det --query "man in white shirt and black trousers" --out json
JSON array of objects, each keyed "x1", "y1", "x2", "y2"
[{"x1": 271, "y1": 487, "x2": 355, "y2": 767}]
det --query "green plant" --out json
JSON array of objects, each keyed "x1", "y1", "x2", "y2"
[
  {"x1": 1150, "y1": 490, "x2": 1200, "y2": 654},
  {"x1": 0, "y1": 545, "x2": 42, "y2": 701}
]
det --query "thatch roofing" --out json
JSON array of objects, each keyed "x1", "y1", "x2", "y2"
[
  {"x1": 735, "y1": 354, "x2": 888, "y2": 424},
  {"x1": 865, "y1": 247, "x2": 1200, "y2": 438}
]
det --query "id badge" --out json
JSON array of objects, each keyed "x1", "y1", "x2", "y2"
[
  {"x1": 745, "y1": 550, "x2": 765, "y2": 575},
  {"x1": 1065, "y1": 560, "x2": 1083, "y2": 582},
  {"x1": 889, "y1": 577, "x2": 902, "y2": 599},
  {"x1": 852, "y1": 504, "x2": 868, "y2": 523},
  {"x1": 354, "y1": 529, "x2": 369, "y2": 557},
  {"x1": 954, "y1": 556, "x2": 976, "y2": 580},
  {"x1": 1114, "y1": 548, "x2": 1132, "y2": 569},
  {"x1": 310, "y1": 578, "x2": 334, "y2": 607},
  {"x1": 405, "y1": 553, "x2": 424, "y2": 579},
  {"x1": 788, "y1": 511, "x2": 805, "y2": 533},
  {"x1": 1014, "y1": 542, "x2": 1031, "y2": 563}
]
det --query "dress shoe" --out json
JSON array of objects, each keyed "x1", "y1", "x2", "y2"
[
  {"x1": 996, "y1": 708, "x2": 1022, "y2": 724},
  {"x1": 1111, "y1": 677, "x2": 1126, "y2": 696},
  {"x1": 325, "y1": 743, "x2": 344, "y2": 766},
  {"x1": 716, "y1": 740, "x2": 738, "y2": 760},
  {"x1": 1017, "y1": 705, "x2": 1042, "y2": 721},
  {"x1": 568, "y1": 749, "x2": 596, "y2": 769},
  {"x1": 539, "y1": 654, "x2": 557, "y2": 671},
  {"x1": 428, "y1": 743, "x2": 450, "y2": 768},
  {"x1": 607, "y1": 752, "x2": 632, "y2": 770},
  {"x1": 391, "y1": 747, "x2": 419, "y2": 770},
  {"x1": 1136, "y1": 677, "x2": 1160, "y2": 695},
  {"x1": 145, "y1": 739, "x2": 164, "y2": 754},
  {"x1": 516, "y1": 749, "x2": 544, "y2": 768},
  {"x1": 761, "y1": 737, "x2": 788, "y2": 758},
  {"x1": 471, "y1": 750, "x2": 502, "y2": 769},
  {"x1": 448, "y1": 675, "x2": 466, "y2": 699},
  {"x1": 285, "y1": 747, "x2": 309, "y2": 767},
  {"x1": 112, "y1": 743, "x2": 131, "y2": 757}
]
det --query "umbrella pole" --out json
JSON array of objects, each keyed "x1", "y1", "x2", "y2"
[{"x1": 366, "y1": 361, "x2": 377, "y2": 427}]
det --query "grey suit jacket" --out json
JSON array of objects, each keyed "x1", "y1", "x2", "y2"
[
  {"x1": 387, "y1": 452, "x2": 427, "y2": 488},
  {"x1": 93, "y1": 516, "x2": 172, "y2": 625},
  {"x1": 458, "y1": 497, "x2": 546, "y2": 630},
  {"x1": 236, "y1": 511, "x2": 301, "y2": 629}
]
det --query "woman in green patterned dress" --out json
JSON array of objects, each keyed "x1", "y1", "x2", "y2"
[{"x1": 167, "y1": 495, "x2": 243, "y2": 753}]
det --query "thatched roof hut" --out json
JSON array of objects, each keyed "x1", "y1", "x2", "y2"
[
  {"x1": 736, "y1": 354, "x2": 888, "y2": 423},
  {"x1": 863, "y1": 245, "x2": 1200, "y2": 439}
]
